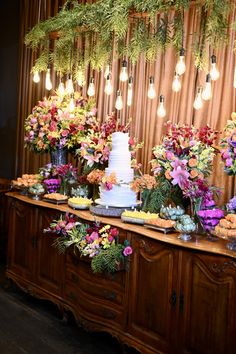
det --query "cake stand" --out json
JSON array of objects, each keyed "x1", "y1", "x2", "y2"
[{"x1": 90, "y1": 199, "x2": 142, "y2": 218}]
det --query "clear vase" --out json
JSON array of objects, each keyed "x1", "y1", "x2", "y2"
[{"x1": 50, "y1": 148, "x2": 68, "y2": 165}]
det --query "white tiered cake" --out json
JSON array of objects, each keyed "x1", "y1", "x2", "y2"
[{"x1": 99, "y1": 132, "x2": 137, "y2": 207}]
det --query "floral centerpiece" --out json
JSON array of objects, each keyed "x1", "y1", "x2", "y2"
[
  {"x1": 130, "y1": 174, "x2": 157, "y2": 211},
  {"x1": 220, "y1": 112, "x2": 236, "y2": 175},
  {"x1": 150, "y1": 122, "x2": 219, "y2": 213},
  {"x1": 24, "y1": 92, "x2": 96, "y2": 153},
  {"x1": 75, "y1": 114, "x2": 143, "y2": 173},
  {"x1": 44, "y1": 214, "x2": 132, "y2": 274}
]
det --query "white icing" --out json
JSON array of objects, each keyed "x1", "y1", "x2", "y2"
[{"x1": 99, "y1": 132, "x2": 137, "y2": 207}]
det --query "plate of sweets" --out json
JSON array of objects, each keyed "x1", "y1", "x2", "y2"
[
  {"x1": 214, "y1": 214, "x2": 236, "y2": 250},
  {"x1": 43, "y1": 193, "x2": 68, "y2": 204},
  {"x1": 68, "y1": 197, "x2": 93, "y2": 210},
  {"x1": 144, "y1": 217, "x2": 176, "y2": 233},
  {"x1": 12, "y1": 174, "x2": 40, "y2": 195},
  {"x1": 121, "y1": 210, "x2": 159, "y2": 225}
]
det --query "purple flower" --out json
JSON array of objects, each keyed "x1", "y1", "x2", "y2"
[
  {"x1": 197, "y1": 208, "x2": 224, "y2": 219},
  {"x1": 123, "y1": 246, "x2": 133, "y2": 257},
  {"x1": 225, "y1": 158, "x2": 233, "y2": 167},
  {"x1": 227, "y1": 196, "x2": 236, "y2": 211}
]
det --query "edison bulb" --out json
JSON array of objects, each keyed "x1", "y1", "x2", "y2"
[
  {"x1": 234, "y1": 67, "x2": 236, "y2": 88},
  {"x1": 115, "y1": 90, "x2": 123, "y2": 110},
  {"x1": 45, "y1": 68, "x2": 52, "y2": 91},
  {"x1": 119, "y1": 60, "x2": 128, "y2": 82},
  {"x1": 147, "y1": 76, "x2": 156, "y2": 99},
  {"x1": 175, "y1": 48, "x2": 186, "y2": 76},
  {"x1": 77, "y1": 69, "x2": 85, "y2": 87},
  {"x1": 33, "y1": 71, "x2": 40, "y2": 83},
  {"x1": 69, "y1": 96, "x2": 75, "y2": 112},
  {"x1": 172, "y1": 73, "x2": 181, "y2": 92},
  {"x1": 202, "y1": 74, "x2": 212, "y2": 101},
  {"x1": 193, "y1": 87, "x2": 203, "y2": 110},
  {"x1": 65, "y1": 76, "x2": 74, "y2": 94},
  {"x1": 157, "y1": 95, "x2": 166, "y2": 118},
  {"x1": 104, "y1": 74, "x2": 113, "y2": 95},
  {"x1": 58, "y1": 82, "x2": 65, "y2": 96},
  {"x1": 127, "y1": 77, "x2": 133, "y2": 107},
  {"x1": 104, "y1": 64, "x2": 111, "y2": 79},
  {"x1": 210, "y1": 55, "x2": 220, "y2": 81},
  {"x1": 87, "y1": 78, "x2": 95, "y2": 97}
]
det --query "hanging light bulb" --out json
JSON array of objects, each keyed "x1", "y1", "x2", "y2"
[
  {"x1": 104, "y1": 64, "x2": 111, "y2": 79},
  {"x1": 119, "y1": 60, "x2": 128, "y2": 82},
  {"x1": 157, "y1": 95, "x2": 166, "y2": 118},
  {"x1": 69, "y1": 94, "x2": 75, "y2": 112},
  {"x1": 33, "y1": 70, "x2": 40, "y2": 83},
  {"x1": 65, "y1": 74, "x2": 74, "y2": 94},
  {"x1": 127, "y1": 76, "x2": 133, "y2": 107},
  {"x1": 115, "y1": 90, "x2": 123, "y2": 110},
  {"x1": 172, "y1": 72, "x2": 181, "y2": 92},
  {"x1": 210, "y1": 55, "x2": 220, "y2": 81},
  {"x1": 175, "y1": 48, "x2": 186, "y2": 76},
  {"x1": 202, "y1": 74, "x2": 212, "y2": 101},
  {"x1": 45, "y1": 67, "x2": 52, "y2": 91},
  {"x1": 77, "y1": 68, "x2": 85, "y2": 87},
  {"x1": 233, "y1": 67, "x2": 236, "y2": 88},
  {"x1": 57, "y1": 76, "x2": 65, "y2": 96},
  {"x1": 147, "y1": 76, "x2": 156, "y2": 99},
  {"x1": 104, "y1": 73, "x2": 113, "y2": 95},
  {"x1": 193, "y1": 87, "x2": 203, "y2": 110},
  {"x1": 87, "y1": 78, "x2": 95, "y2": 97}
]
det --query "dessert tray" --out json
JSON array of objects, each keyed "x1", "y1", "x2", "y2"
[
  {"x1": 68, "y1": 198, "x2": 92, "y2": 210},
  {"x1": 121, "y1": 215, "x2": 145, "y2": 225},
  {"x1": 43, "y1": 193, "x2": 68, "y2": 204},
  {"x1": 95, "y1": 198, "x2": 142, "y2": 208},
  {"x1": 144, "y1": 223, "x2": 175, "y2": 234}
]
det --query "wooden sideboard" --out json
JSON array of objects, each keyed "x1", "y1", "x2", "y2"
[{"x1": 6, "y1": 192, "x2": 236, "y2": 354}]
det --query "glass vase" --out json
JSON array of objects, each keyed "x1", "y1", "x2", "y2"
[{"x1": 50, "y1": 148, "x2": 68, "y2": 165}]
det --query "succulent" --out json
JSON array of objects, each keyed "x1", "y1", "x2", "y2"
[
  {"x1": 175, "y1": 214, "x2": 196, "y2": 233},
  {"x1": 160, "y1": 205, "x2": 185, "y2": 221}
]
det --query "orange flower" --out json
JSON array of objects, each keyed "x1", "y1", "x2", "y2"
[
  {"x1": 165, "y1": 170, "x2": 172, "y2": 180},
  {"x1": 188, "y1": 158, "x2": 198, "y2": 167},
  {"x1": 190, "y1": 169, "x2": 198, "y2": 179}
]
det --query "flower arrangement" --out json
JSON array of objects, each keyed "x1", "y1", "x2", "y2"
[
  {"x1": 24, "y1": 92, "x2": 96, "y2": 153},
  {"x1": 130, "y1": 174, "x2": 157, "y2": 211},
  {"x1": 44, "y1": 214, "x2": 132, "y2": 274},
  {"x1": 220, "y1": 112, "x2": 236, "y2": 175},
  {"x1": 76, "y1": 113, "x2": 143, "y2": 172},
  {"x1": 150, "y1": 122, "x2": 219, "y2": 212}
]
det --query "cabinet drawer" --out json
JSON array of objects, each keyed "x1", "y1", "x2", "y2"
[
  {"x1": 66, "y1": 252, "x2": 126, "y2": 292},
  {"x1": 66, "y1": 267, "x2": 124, "y2": 306}
]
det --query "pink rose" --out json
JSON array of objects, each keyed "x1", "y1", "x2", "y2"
[{"x1": 123, "y1": 246, "x2": 133, "y2": 257}]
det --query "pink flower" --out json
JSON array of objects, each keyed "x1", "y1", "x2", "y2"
[
  {"x1": 105, "y1": 182, "x2": 113, "y2": 190},
  {"x1": 225, "y1": 158, "x2": 233, "y2": 167},
  {"x1": 65, "y1": 222, "x2": 75, "y2": 230},
  {"x1": 170, "y1": 166, "x2": 190, "y2": 188},
  {"x1": 123, "y1": 246, "x2": 133, "y2": 257},
  {"x1": 110, "y1": 228, "x2": 119, "y2": 237}
]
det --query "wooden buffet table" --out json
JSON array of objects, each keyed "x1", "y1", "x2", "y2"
[{"x1": 6, "y1": 192, "x2": 236, "y2": 354}]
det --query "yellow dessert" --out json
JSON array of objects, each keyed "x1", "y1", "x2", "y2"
[
  {"x1": 68, "y1": 197, "x2": 92, "y2": 205},
  {"x1": 121, "y1": 210, "x2": 158, "y2": 220}
]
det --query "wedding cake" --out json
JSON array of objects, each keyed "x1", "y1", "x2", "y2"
[{"x1": 99, "y1": 132, "x2": 137, "y2": 207}]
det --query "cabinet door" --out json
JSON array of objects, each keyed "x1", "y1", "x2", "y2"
[
  {"x1": 7, "y1": 199, "x2": 36, "y2": 280},
  {"x1": 128, "y1": 234, "x2": 179, "y2": 354},
  {"x1": 179, "y1": 251, "x2": 236, "y2": 354},
  {"x1": 36, "y1": 208, "x2": 65, "y2": 297}
]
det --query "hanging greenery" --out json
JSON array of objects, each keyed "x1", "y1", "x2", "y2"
[{"x1": 25, "y1": 0, "x2": 234, "y2": 76}]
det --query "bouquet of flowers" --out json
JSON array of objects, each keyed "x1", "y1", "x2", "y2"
[
  {"x1": 75, "y1": 113, "x2": 143, "y2": 172},
  {"x1": 220, "y1": 113, "x2": 236, "y2": 175},
  {"x1": 150, "y1": 122, "x2": 219, "y2": 212},
  {"x1": 44, "y1": 215, "x2": 132, "y2": 273},
  {"x1": 24, "y1": 92, "x2": 96, "y2": 153}
]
